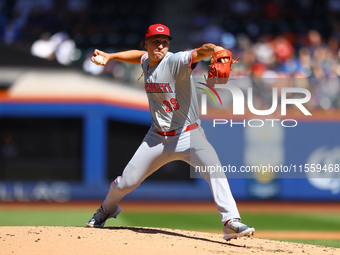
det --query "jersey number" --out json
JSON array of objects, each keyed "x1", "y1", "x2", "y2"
[{"x1": 163, "y1": 98, "x2": 179, "y2": 112}]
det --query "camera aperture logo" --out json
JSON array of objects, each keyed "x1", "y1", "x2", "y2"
[{"x1": 196, "y1": 81, "x2": 312, "y2": 128}]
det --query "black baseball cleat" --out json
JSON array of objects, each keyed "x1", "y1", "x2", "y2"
[
  {"x1": 86, "y1": 204, "x2": 121, "y2": 228},
  {"x1": 223, "y1": 218, "x2": 255, "y2": 240}
]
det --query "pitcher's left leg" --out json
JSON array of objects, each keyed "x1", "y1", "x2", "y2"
[
  {"x1": 184, "y1": 127, "x2": 254, "y2": 240},
  {"x1": 185, "y1": 127, "x2": 239, "y2": 222}
]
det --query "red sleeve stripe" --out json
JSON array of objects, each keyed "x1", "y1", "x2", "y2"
[{"x1": 189, "y1": 49, "x2": 198, "y2": 71}]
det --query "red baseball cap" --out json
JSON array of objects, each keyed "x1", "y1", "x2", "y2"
[{"x1": 145, "y1": 24, "x2": 172, "y2": 41}]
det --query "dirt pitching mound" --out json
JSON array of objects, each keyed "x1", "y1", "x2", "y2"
[{"x1": 0, "y1": 226, "x2": 339, "y2": 255}]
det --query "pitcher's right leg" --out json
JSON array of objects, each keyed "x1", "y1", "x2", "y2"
[{"x1": 86, "y1": 130, "x2": 170, "y2": 227}]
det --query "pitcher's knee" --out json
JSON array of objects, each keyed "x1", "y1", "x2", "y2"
[{"x1": 110, "y1": 176, "x2": 139, "y2": 194}]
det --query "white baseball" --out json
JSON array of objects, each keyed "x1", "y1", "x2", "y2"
[{"x1": 94, "y1": 55, "x2": 104, "y2": 65}]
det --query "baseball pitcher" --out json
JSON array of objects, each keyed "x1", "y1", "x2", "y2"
[{"x1": 86, "y1": 24, "x2": 255, "y2": 240}]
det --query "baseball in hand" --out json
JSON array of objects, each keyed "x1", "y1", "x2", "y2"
[{"x1": 94, "y1": 55, "x2": 104, "y2": 65}]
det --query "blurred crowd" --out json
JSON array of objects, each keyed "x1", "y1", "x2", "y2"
[
  {"x1": 0, "y1": 0, "x2": 149, "y2": 48},
  {"x1": 0, "y1": 0, "x2": 340, "y2": 109},
  {"x1": 190, "y1": 0, "x2": 340, "y2": 110}
]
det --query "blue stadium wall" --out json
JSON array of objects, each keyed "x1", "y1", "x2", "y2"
[{"x1": 0, "y1": 100, "x2": 340, "y2": 202}]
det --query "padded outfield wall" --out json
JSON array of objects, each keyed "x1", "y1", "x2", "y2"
[{"x1": 0, "y1": 97, "x2": 339, "y2": 202}]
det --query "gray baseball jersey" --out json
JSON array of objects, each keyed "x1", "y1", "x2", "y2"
[{"x1": 141, "y1": 50, "x2": 199, "y2": 132}]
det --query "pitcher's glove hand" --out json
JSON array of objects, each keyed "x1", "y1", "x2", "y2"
[{"x1": 208, "y1": 49, "x2": 238, "y2": 84}]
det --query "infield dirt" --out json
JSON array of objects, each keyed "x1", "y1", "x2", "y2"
[
  {"x1": 1, "y1": 201, "x2": 340, "y2": 254},
  {"x1": 1, "y1": 226, "x2": 339, "y2": 255}
]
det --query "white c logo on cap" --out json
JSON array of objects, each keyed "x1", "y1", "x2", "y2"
[{"x1": 156, "y1": 26, "x2": 165, "y2": 32}]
